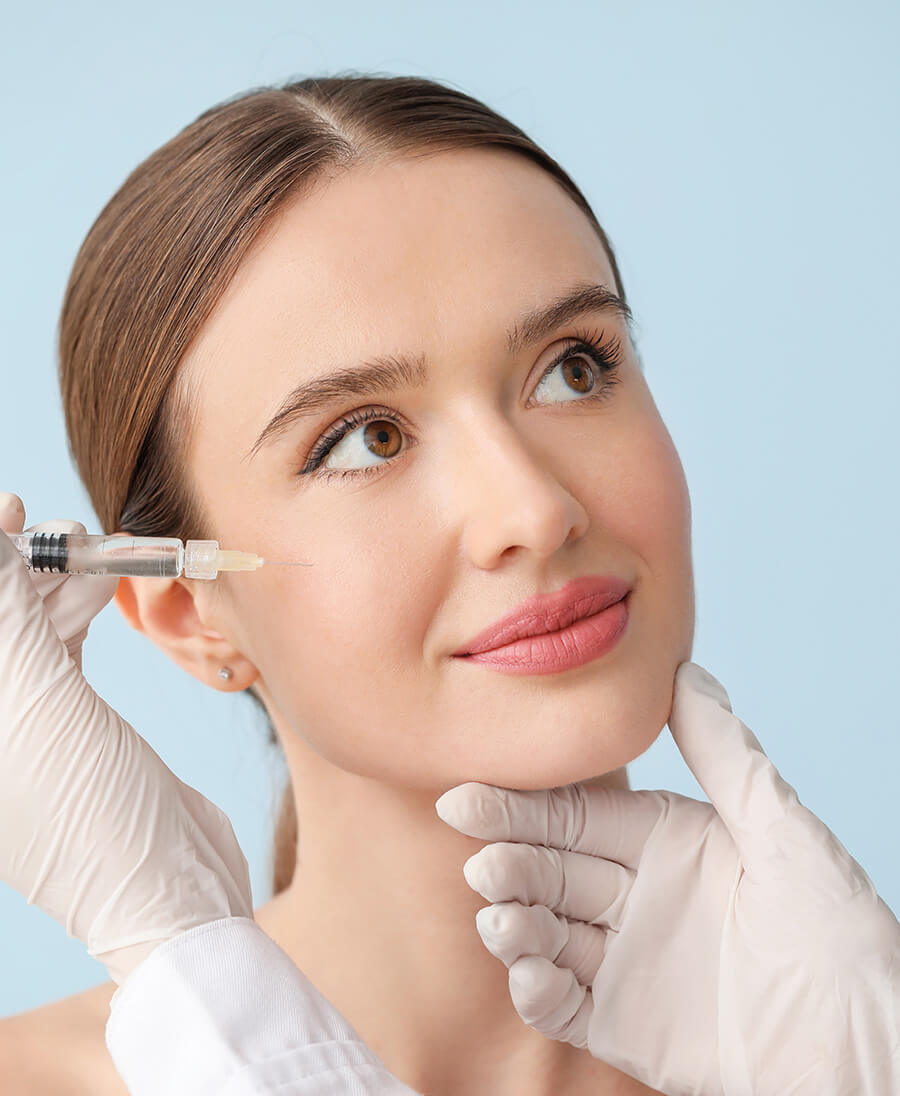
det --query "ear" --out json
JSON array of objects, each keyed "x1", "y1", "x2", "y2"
[{"x1": 113, "y1": 573, "x2": 259, "y2": 693}]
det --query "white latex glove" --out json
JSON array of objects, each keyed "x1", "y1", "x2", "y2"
[
  {"x1": 0, "y1": 491, "x2": 253, "y2": 986},
  {"x1": 435, "y1": 662, "x2": 900, "y2": 1096}
]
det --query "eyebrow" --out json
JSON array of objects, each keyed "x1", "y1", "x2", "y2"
[{"x1": 244, "y1": 281, "x2": 632, "y2": 463}]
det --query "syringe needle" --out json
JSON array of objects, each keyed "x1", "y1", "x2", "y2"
[{"x1": 212, "y1": 551, "x2": 314, "y2": 573}]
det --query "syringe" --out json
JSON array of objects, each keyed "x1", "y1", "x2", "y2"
[{"x1": 10, "y1": 532, "x2": 312, "y2": 580}]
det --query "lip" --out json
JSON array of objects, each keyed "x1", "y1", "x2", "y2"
[{"x1": 452, "y1": 574, "x2": 633, "y2": 657}]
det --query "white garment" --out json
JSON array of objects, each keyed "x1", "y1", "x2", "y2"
[{"x1": 105, "y1": 917, "x2": 422, "y2": 1095}]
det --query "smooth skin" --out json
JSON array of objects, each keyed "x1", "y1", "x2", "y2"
[{"x1": 108, "y1": 147, "x2": 694, "y2": 1095}]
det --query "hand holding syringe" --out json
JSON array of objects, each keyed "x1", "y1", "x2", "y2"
[
  {"x1": 11, "y1": 531, "x2": 312, "y2": 579},
  {"x1": 0, "y1": 492, "x2": 312, "y2": 990}
]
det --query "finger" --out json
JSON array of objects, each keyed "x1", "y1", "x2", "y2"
[
  {"x1": 23, "y1": 520, "x2": 87, "y2": 600},
  {"x1": 476, "y1": 901, "x2": 608, "y2": 987},
  {"x1": 0, "y1": 515, "x2": 73, "y2": 698},
  {"x1": 0, "y1": 507, "x2": 80, "y2": 601},
  {"x1": 0, "y1": 491, "x2": 26, "y2": 533},
  {"x1": 24, "y1": 521, "x2": 117, "y2": 613},
  {"x1": 508, "y1": 954, "x2": 592, "y2": 1049},
  {"x1": 21, "y1": 522, "x2": 118, "y2": 655},
  {"x1": 436, "y1": 780, "x2": 665, "y2": 871},
  {"x1": 668, "y1": 662, "x2": 812, "y2": 867},
  {"x1": 464, "y1": 842, "x2": 632, "y2": 928}
]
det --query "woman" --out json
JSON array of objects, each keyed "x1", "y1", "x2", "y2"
[
  {"x1": 4, "y1": 71, "x2": 685, "y2": 1093},
  {"x1": 1, "y1": 74, "x2": 894, "y2": 1095}
]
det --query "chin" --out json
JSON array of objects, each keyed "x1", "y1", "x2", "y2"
[{"x1": 465, "y1": 716, "x2": 666, "y2": 793}]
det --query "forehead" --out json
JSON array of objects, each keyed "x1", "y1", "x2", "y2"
[
  {"x1": 182, "y1": 147, "x2": 616, "y2": 462},
  {"x1": 191, "y1": 147, "x2": 613, "y2": 349}
]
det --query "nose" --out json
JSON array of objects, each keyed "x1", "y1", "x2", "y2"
[{"x1": 447, "y1": 409, "x2": 590, "y2": 570}]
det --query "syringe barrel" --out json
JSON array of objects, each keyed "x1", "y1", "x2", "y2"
[{"x1": 15, "y1": 533, "x2": 185, "y2": 578}]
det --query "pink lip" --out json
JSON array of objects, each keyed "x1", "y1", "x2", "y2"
[{"x1": 452, "y1": 574, "x2": 632, "y2": 664}]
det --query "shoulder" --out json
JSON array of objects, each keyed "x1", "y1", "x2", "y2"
[{"x1": 0, "y1": 980, "x2": 127, "y2": 1095}]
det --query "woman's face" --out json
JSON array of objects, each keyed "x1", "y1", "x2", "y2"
[{"x1": 182, "y1": 147, "x2": 694, "y2": 793}]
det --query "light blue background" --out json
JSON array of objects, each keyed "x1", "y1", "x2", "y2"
[{"x1": 1, "y1": 0, "x2": 897, "y2": 1018}]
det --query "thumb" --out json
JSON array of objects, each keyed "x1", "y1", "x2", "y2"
[{"x1": 667, "y1": 662, "x2": 804, "y2": 868}]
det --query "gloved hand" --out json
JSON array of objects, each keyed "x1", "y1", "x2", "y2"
[
  {"x1": 0, "y1": 491, "x2": 253, "y2": 986},
  {"x1": 436, "y1": 662, "x2": 900, "y2": 1096}
]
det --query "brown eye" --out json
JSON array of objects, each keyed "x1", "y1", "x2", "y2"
[
  {"x1": 363, "y1": 420, "x2": 402, "y2": 458},
  {"x1": 561, "y1": 354, "x2": 595, "y2": 394}
]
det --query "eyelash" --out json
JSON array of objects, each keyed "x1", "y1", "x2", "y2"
[{"x1": 298, "y1": 327, "x2": 625, "y2": 483}]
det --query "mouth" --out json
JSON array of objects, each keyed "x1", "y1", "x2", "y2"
[{"x1": 452, "y1": 574, "x2": 632, "y2": 676}]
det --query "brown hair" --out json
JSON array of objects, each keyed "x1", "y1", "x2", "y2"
[{"x1": 58, "y1": 72, "x2": 629, "y2": 899}]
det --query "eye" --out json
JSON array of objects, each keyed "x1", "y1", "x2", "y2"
[
  {"x1": 298, "y1": 405, "x2": 413, "y2": 482},
  {"x1": 322, "y1": 416, "x2": 403, "y2": 471},
  {"x1": 530, "y1": 330, "x2": 624, "y2": 408}
]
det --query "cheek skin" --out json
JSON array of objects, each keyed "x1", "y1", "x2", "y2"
[
  {"x1": 603, "y1": 410, "x2": 695, "y2": 755},
  {"x1": 226, "y1": 504, "x2": 435, "y2": 773}
]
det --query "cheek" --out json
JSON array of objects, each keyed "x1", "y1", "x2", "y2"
[
  {"x1": 254, "y1": 561, "x2": 417, "y2": 674},
  {"x1": 618, "y1": 411, "x2": 695, "y2": 664},
  {"x1": 621, "y1": 419, "x2": 692, "y2": 575},
  {"x1": 577, "y1": 399, "x2": 695, "y2": 664},
  {"x1": 234, "y1": 506, "x2": 438, "y2": 770},
  {"x1": 590, "y1": 394, "x2": 692, "y2": 583}
]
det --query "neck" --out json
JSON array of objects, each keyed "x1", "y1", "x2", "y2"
[{"x1": 254, "y1": 729, "x2": 657, "y2": 1096}]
